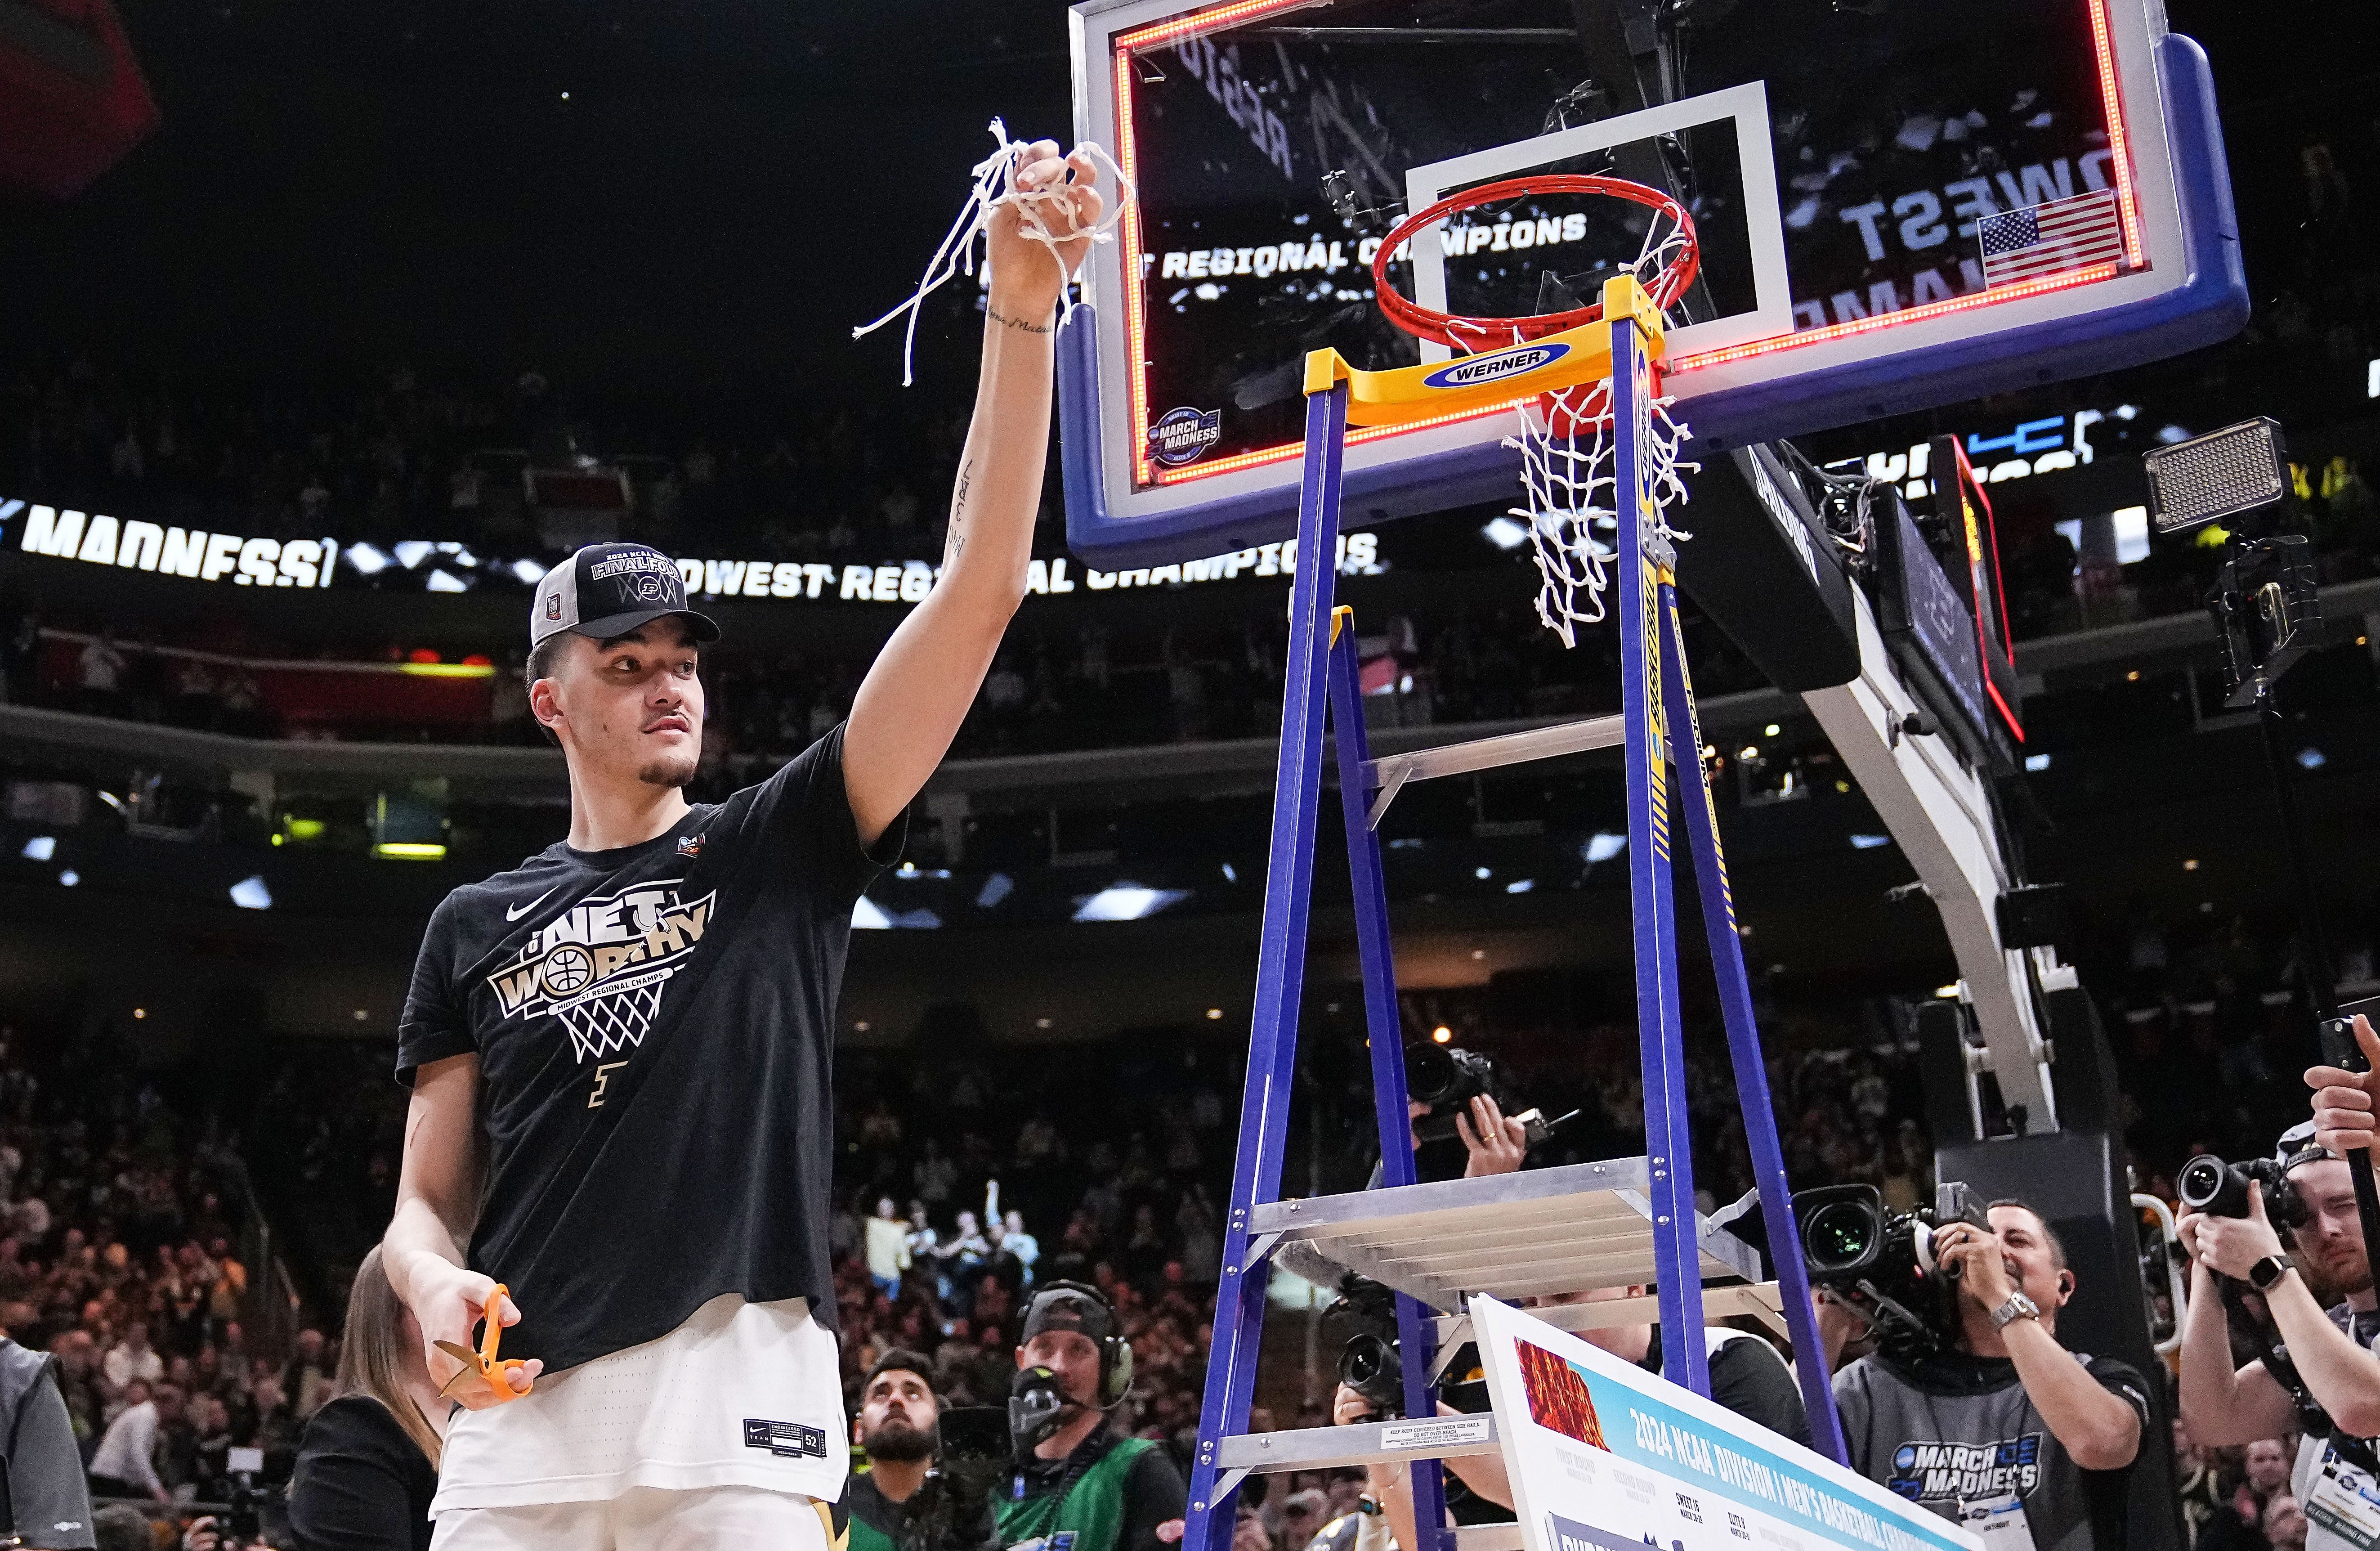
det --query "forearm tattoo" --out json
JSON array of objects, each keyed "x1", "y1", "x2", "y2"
[
  {"x1": 987, "y1": 305, "x2": 1054, "y2": 335},
  {"x1": 948, "y1": 457, "x2": 975, "y2": 561}
]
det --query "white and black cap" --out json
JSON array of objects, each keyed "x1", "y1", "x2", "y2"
[
  {"x1": 531, "y1": 543, "x2": 720, "y2": 650},
  {"x1": 2278, "y1": 1119, "x2": 2336, "y2": 1173}
]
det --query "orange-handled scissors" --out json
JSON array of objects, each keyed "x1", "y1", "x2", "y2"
[{"x1": 434, "y1": 1284, "x2": 532, "y2": 1404}]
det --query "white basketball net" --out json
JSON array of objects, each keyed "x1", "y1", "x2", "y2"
[
  {"x1": 853, "y1": 117, "x2": 1135, "y2": 386},
  {"x1": 1498, "y1": 216, "x2": 1699, "y2": 648}
]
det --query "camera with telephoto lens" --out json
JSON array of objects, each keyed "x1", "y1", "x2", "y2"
[
  {"x1": 1793, "y1": 1180, "x2": 1992, "y2": 1358},
  {"x1": 1330, "y1": 1274, "x2": 1494, "y2": 1421},
  {"x1": 1404, "y1": 1043, "x2": 1566, "y2": 1148},
  {"x1": 2179, "y1": 1153, "x2": 2311, "y2": 1228},
  {"x1": 1331, "y1": 1276, "x2": 1407, "y2": 1417}
]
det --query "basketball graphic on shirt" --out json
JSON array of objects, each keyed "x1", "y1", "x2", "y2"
[
  {"x1": 541, "y1": 944, "x2": 597, "y2": 997},
  {"x1": 486, "y1": 879, "x2": 717, "y2": 1062}
]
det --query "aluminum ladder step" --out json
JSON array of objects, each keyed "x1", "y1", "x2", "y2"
[
  {"x1": 1248, "y1": 1156, "x2": 1762, "y2": 1312},
  {"x1": 1361, "y1": 712, "x2": 1630, "y2": 827}
]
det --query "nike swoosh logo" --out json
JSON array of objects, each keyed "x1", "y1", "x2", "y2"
[{"x1": 506, "y1": 886, "x2": 559, "y2": 923}]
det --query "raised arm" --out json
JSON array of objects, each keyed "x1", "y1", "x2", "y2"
[
  {"x1": 1938, "y1": 1223, "x2": 2140, "y2": 1470},
  {"x1": 2000, "y1": 1320, "x2": 2143, "y2": 1470},
  {"x1": 2172, "y1": 1231, "x2": 2297, "y2": 1444},
  {"x1": 843, "y1": 140, "x2": 1106, "y2": 847},
  {"x1": 383, "y1": 1053, "x2": 539, "y2": 1408},
  {"x1": 2187, "y1": 1189, "x2": 2380, "y2": 1435},
  {"x1": 2309, "y1": 1014, "x2": 2380, "y2": 1156}
]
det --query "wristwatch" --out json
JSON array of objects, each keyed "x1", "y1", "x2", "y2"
[
  {"x1": 2249, "y1": 1254, "x2": 2293, "y2": 1291},
  {"x1": 1989, "y1": 1291, "x2": 2043, "y2": 1330}
]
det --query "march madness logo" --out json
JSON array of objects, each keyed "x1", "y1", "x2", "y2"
[
  {"x1": 1888, "y1": 1434, "x2": 2041, "y2": 1503},
  {"x1": 1146, "y1": 406, "x2": 1222, "y2": 467},
  {"x1": 485, "y1": 879, "x2": 715, "y2": 1061}
]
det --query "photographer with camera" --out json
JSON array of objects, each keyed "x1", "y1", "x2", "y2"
[
  {"x1": 1304, "y1": 1044, "x2": 1573, "y2": 1551},
  {"x1": 1832, "y1": 1200, "x2": 2152, "y2": 1551},
  {"x1": 846, "y1": 1351, "x2": 1000, "y2": 1551},
  {"x1": 1395, "y1": 1044, "x2": 1539, "y2": 1185},
  {"x1": 2180, "y1": 1027, "x2": 2380, "y2": 1551},
  {"x1": 2178, "y1": 1118, "x2": 2380, "y2": 1551},
  {"x1": 999, "y1": 1282, "x2": 1185, "y2": 1551}
]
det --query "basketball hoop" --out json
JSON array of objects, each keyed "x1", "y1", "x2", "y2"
[
  {"x1": 1370, "y1": 175, "x2": 1700, "y2": 647},
  {"x1": 1370, "y1": 175, "x2": 1700, "y2": 351}
]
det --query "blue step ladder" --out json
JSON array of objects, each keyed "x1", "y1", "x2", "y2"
[{"x1": 1182, "y1": 285, "x2": 1846, "y2": 1551}]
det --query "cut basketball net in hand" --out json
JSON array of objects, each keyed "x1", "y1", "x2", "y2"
[
  {"x1": 1372, "y1": 175, "x2": 1700, "y2": 647},
  {"x1": 854, "y1": 117, "x2": 1134, "y2": 386}
]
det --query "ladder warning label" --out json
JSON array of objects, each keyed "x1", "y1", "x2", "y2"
[{"x1": 1382, "y1": 1418, "x2": 1494, "y2": 1451}]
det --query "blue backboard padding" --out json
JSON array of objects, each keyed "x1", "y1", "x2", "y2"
[{"x1": 1060, "y1": 32, "x2": 2246, "y2": 571}]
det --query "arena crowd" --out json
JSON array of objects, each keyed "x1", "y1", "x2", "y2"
[{"x1": 0, "y1": 871, "x2": 2360, "y2": 1550}]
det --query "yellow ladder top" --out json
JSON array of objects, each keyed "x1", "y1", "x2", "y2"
[{"x1": 1302, "y1": 274, "x2": 1668, "y2": 427}]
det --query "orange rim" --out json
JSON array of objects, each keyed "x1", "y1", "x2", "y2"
[{"x1": 1372, "y1": 175, "x2": 1700, "y2": 350}]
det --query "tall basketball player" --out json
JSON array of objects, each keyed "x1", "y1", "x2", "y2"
[{"x1": 385, "y1": 140, "x2": 1105, "y2": 1550}]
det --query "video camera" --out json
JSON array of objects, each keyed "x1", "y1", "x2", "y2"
[
  {"x1": 899, "y1": 1406, "x2": 1009, "y2": 1551},
  {"x1": 1792, "y1": 1180, "x2": 1991, "y2": 1357},
  {"x1": 1404, "y1": 1042, "x2": 1568, "y2": 1148},
  {"x1": 2178, "y1": 1153, "x2": 2312, "y2": 1229}
]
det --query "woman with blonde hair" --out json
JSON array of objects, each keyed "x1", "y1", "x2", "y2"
[{"x1": 190, "y1": 1244, "x2": 446, "y2": 1551}]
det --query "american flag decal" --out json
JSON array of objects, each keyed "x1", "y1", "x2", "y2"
[{"x1": 1976, "y1": 189, "x2": 2125, "y2": 289}]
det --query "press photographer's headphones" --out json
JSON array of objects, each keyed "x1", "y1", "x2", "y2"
[{"x1": 1019, "y1": 1279, "x2": 1134, "y2": 1405}]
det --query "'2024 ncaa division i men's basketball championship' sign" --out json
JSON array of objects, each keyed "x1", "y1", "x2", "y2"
[{"x1": 1472, "y1": 1299, "x2": 1980, "y2": 1551}]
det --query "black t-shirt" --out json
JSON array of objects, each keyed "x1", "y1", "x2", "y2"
[
  {"x1": 1642, "y1": 1327, "x2": 1812, "y2": 1448},
  {"x1": 285, "y1": 1395, "x2": 437, "y2": 1551},
  {"x1": 398, "y1": 726, "x2": 901, "y2": 1373}
]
